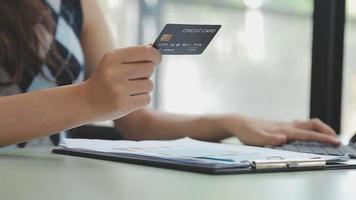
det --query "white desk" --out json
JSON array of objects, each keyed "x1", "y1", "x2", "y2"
[{"x1": 1, "y1": 147, "x2": 356, "y2": 200}]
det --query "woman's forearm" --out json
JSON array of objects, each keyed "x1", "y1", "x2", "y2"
[
  {"x1": 0, "y1": 84, "x2": 91, "y2": 146},
  {"x1": 0, "y1": 45, "x2": 162, "y2": 147},
  {"x1": 115, "y1": 109, "x2": 232, "y2": 141},
  {"x1": 115, "y1": 110, "x2": 341, "y2": 147}
]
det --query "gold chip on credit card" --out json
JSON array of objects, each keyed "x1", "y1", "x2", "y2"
[{"x1": 160, "y1": 34, "x2": 173, "y2": 42}]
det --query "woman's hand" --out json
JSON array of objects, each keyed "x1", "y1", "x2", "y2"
[
  {"x1": 218, "y1": 115, "x2": 341, "y2": 146},
  {"x1": 80, "y1": 45, "x2": 162, "y2": 122}
]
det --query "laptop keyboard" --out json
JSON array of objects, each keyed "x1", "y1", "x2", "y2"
[{"x1": 272, "y1": 141, "x2": 356, "y2": 158}]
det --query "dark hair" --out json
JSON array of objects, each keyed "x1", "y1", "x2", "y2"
[{"x1": 0, "y1": 0, "x2": 60, "y2": 86}]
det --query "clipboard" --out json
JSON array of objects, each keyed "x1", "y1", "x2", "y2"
[{"x1": 52, "y1": 138, "x2": 356, "y2": 175}]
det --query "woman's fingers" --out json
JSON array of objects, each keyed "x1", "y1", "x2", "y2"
[
  {"x1": 286, "y1": 128, "x2": 340, "y2": 145},
  {"x1": 294, "y1": 118, "x2": 336, "y2": 136},
  {"x1": 83, "y1": 45, "x2": 161, "y2": 121},
  {"x1": 129, "y1": 94, "x2": 151, "y2": 110},
  {"x1": 122, "y1": 62, "x2": 155, "y2": 80},
  {"x1": 128, "y1": 79, "x2": 154, "y2": 96},
  {"x1": 112, "y1": 45, "x2": 162, "y2": 65}
]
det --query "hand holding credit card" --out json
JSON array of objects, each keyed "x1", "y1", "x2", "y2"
[{"x1": 152, "y1": 24, "x2": 221, "y2": 55}]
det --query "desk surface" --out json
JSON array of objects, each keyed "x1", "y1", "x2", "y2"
[{"x1": 1, "y1": 147, "x2": 356, "y2": 200}]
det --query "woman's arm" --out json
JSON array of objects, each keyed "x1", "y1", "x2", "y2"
[
  {"x1": 0, "y1": 84, "x2": 89, "y2": 146},
  {"x1": 116, "y1": 109, "x2": 231, "y2": 141},
  {"x1": 0, "y1": 44, "x2": 160, "y2": 147},
  {"x1": 115, "y1": 109, "x2": 340, "y2": 146}
]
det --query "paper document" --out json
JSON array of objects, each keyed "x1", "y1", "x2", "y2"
[{"x1": 61, "y1": 137, "x2": 348, "y2": 165}]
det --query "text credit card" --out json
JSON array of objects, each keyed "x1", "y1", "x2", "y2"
[{"x1": 152, "y1": 24, "x2": 221, "y2": 55}]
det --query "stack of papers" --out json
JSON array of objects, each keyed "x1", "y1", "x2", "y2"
[{"x1": 60, "y1": 137, "x2": 348, "y2": 166}]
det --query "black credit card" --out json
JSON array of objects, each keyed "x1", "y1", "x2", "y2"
[{"x1": 152, "y1": 24, "x2": 221, "y2": 55}]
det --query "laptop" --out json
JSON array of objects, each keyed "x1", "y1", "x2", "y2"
[{"x1": 271, "y1": 133, "x2": 356, "y2": 158}]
